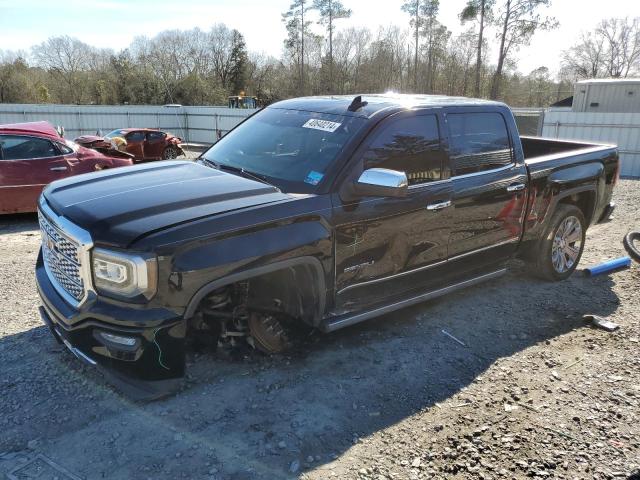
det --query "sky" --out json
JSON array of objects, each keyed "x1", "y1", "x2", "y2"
[{"x1": 0, "y1": 0, "x2": 638, "y2": 77}]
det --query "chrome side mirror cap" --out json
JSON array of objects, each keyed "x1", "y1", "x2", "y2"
[{"x1": 353, "y1": 168, "x2": 408, "y2": 198}]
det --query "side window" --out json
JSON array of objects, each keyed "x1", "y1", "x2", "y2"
[
  {"x1": 448, "y1": 112, "x2": 512, "y2": 176},
  {"x1": 362, "y1": 115, "x2": 443, "y2": 186},
  {"x1": 0, "y1": 135, "x2": 58, "y2": 160},
  {"x1": 56, "y1": 142, "x2": 73, "y2": 155},
  {"x1": 126, "y1": 131, "x2": 145, "y2": 142},
  {"x1": 147, "y1": 131, "x2": 165, "y2": 141}
]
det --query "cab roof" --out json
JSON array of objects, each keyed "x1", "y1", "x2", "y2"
[{"x1": 270, "y1": 94, "x2": 505, "y2": 118}]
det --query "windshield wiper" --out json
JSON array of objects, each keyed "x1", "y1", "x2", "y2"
[{"x1": 200, "y1": 158, "x2": 276, "y2": 188}]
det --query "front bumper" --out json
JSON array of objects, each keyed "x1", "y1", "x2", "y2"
[{"x1": 36, "y1": 250, "x2": 186, "y2": 400}]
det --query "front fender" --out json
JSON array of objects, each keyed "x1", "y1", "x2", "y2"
[
  {"x1": 168, "y1": 220, "x2": 332, "y2": 322},
  {"x1": 184, "y1": 256, "x2": 327, "y2": 325}
]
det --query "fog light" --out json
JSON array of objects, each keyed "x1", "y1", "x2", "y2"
[{"x1": 96, "y1": 330, "x2": 138, "y2": 347}]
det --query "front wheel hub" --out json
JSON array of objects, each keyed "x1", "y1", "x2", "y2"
[{"x1": 248, "y1": 312, "x2": 289, "y2": 354}]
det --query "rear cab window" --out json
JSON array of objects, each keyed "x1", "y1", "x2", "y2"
[{"x1": 447, "y1": 112, "x2": 513, "y2": 176}]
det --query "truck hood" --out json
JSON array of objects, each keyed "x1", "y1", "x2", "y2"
[{"x1": 43, "y1": 161, "x2": 289, "y2": 247}]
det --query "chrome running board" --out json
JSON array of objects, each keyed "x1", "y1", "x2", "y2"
[{"x1": 322, "y1": 268, "x2": 507, "y2": 332}]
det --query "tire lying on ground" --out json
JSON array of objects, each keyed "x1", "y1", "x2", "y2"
[
  {"x1": 531, "y1": 204, "x2": 586, "y2": 281},
  {"x1": 623, "y1": 231, "x2": 640, "y2": 263}
]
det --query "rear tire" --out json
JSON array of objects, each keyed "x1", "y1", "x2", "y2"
[
  {"x1": 530, "y1": 204, "x2": 586, "y2": 281},
  {"x1": 623, "y1": 231, "x2": 640, "y2": 263}
]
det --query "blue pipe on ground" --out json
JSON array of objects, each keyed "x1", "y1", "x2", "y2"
[{"x1": 583, "y1": 256, "x2": 631, "y2": 277}]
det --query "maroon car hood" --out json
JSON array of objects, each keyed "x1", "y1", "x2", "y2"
[{"x1": 75, "y1": 135, "x2": 106, "y2": 144}]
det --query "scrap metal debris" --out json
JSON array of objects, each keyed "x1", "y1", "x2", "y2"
[
  {"x1": 583, "y1": 314, "x2": 620, "y2": 332},
  {"x1": 441, "y1": 329, "x2": 466, "y2": 347},
  {"x1": 8, "y1": 454, "x2": 81, "y2": 480}
]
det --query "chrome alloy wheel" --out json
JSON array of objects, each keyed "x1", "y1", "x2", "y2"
[
  {"x1": 164, "y1": 147, "x2": 177, "y2": 159},
  {"x1": 551, "y1": 215, "x2": 582, "y2": 273}
]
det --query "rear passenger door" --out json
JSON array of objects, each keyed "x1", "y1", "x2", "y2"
[
  {"x1": 446, "y1": 110, "x2": 528, "y2": 273},
  {"x1": 334, "y1": 111, "x2": 453, "y2": 310},
  {"x1": 145, "y1": 131, "x2": 166, "y2": 159}
]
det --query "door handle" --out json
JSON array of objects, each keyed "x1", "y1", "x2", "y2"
[
  {"x1": 50, "y1": 166, "x2": 68, "y2": 171},
  {"x1": 426, "y1": 200, "x2": 452, "y2": 211},
  {"x1": 506, "y1": 183, "x2": 526, "y2": 192}
]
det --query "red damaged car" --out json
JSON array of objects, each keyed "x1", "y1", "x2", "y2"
[
  {"x1": 75, "y1": 128, "x2": 184, "y2": 162},
  {"x1": 0, "y1": 121, "x2": 134, "y2": 214}
]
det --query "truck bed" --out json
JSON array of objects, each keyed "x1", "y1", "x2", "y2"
[{"x1": 521, "y1": 136, "x2": 615, "y2": 162}]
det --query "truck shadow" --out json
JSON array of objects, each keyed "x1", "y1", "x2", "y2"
[{"x1": 0, "y1": 266, "x2": 622, "y2": 480}]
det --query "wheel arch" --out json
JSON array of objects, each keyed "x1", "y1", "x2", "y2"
[
  {"x1": 550, "y1": 185, "x2": 598, "y2": 227},
  {"x1": 183, "y1": 256, "x2": 326, "y2": 327}
]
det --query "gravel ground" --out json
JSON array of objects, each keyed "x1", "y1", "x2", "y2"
[{"x1": 1, "y1": 180, "x2": 639, "y2": 480}]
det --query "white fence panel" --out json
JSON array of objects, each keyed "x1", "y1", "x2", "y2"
[
  {"x1": 542, "y1": 111, "x2": 640, "y2": 178},
  {"x1": 0, "y1": 104, "x2": 256, "y2": 145}
]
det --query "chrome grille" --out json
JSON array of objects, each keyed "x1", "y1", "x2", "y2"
[{"x1": 38, "y1": 210, "x2": 85, "y2": 302}]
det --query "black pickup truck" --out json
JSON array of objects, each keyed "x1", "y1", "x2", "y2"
[{"x1": 36, "y1": 94, "x2": 619, "y2": 398}]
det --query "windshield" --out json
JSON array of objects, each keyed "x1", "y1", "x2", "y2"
[
  {"x1": 105, "y1": 129, "x2": 126, "y2": 139},
  {"x1": 202, "y1": 108, "x2": 366, "y2": 193}
]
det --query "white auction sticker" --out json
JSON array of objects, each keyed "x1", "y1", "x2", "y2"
[{"x1": 302, "y1": 118, "x2": 342, "y2": 132}]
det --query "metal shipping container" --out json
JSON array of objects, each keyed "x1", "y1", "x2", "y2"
[{"x1": 572, "y1": 79, "x2": 640, "y2": 113}]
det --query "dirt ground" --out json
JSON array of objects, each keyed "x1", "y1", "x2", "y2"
[{"x1": 1, "y1": 180, "x2": 639, "y2": 480}]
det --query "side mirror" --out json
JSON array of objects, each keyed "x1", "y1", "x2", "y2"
[{"x1": 353, "y1": 168, "x2": 408, "y2": 198}]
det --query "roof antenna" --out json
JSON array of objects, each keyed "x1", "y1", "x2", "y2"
[{"x1": 348, "y1": 95, "x2": 368, "y2": 112}]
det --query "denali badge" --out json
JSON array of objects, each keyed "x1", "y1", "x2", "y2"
[{"x1": 344, "y1": 260, "x2": 375, "y2": 273}]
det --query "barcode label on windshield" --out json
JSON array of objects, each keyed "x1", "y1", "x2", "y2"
[{"x1": 302, "y1": 119, "x2": 342, "y2": 133}]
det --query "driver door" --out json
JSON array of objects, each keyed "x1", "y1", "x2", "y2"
[
  {"x1": 0, "y1": 135, "x2": 71, "y2": 213},
  {"x1": 332, "y1": 111, "x2": 453, "y2": 311}
]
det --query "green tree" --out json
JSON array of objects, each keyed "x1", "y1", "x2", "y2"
[
  {"x1": 229, "y1": 30, "x2": 248, "y2": 94},
  {"x1": 312, "y1": 0, "x2": 352, "y2": 90},
  {"x1": 490, "y1": 0, "x2": 557, "y2": 99},
  {"x1": 282, "y1": 0, "x2": 312, "y2": 94},
  {"x1": 460, "y1": 0, "x2": 493, "y2": 97},
  {"x1": 402, "y1": 0, "x2": 439, "y2": 91}
]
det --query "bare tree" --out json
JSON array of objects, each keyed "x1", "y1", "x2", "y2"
[
  {"x1": 561, "y1": 17, "x2": 640, "y2": 80},
  {"x1": 598, "y1": 17, "x2": 640, "y2": 77},
  {"x1": 32, "y1": 36, "x2": 99, "y2": 103},
  {"x1": 490, "y1": 0, "x2": 557, "y2": 99},
  {"x1": 560, "y1": 31, "x2": 606, "y2": 80}
]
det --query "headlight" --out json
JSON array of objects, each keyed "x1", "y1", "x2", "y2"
[{"x1": 92, "y1": 248, "x2": 157, "y2": 300}]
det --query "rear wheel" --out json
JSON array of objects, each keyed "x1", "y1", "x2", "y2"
[
  {"x1": 531, "y1": 204, "x2": 586, "y2": 281},
  {"x1": 162, "y1": 145, "x2": 178, "y2": 160}
]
